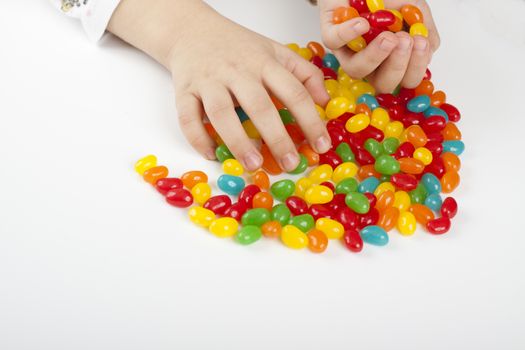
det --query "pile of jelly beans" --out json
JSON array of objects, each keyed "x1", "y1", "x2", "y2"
[{"x1": 134, "y1": 1, "x2": 463, "y2": 253}]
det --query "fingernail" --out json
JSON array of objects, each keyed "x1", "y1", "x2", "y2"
[
  {"x1": 380, "y1": 38, "x2": 396, "y2": 51},
  {"x1": 415, "y1": 38, "x2": 428, "y2": 51},
  {"x1": 399, "y1": 38, "x2": 411, "y2": 52},
  {"x1": 243, "y1": 151, "x2": 263, "y2": 171},
  {"x1": 352, "y1": 20, "x2": 364, "y2": 30},
  {"x1": 205, "y1": 149, "x2": 216, "y2": 160},
  {"x1": 315, "y1": 136, "x2": 331, "y2": 154},
  {"x1": 281, "y1": 153, "x2": 300, "y2": 172}
]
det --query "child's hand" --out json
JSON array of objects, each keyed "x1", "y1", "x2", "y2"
[{"x1": 318, "y1": 0, "x2": 440, "y2": 93}]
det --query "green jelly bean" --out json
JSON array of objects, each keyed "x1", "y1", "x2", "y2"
[
  {"x1": 215, "y1": 144, "x2": 234, "y2": 163},
  {"x1": 374, "y1": 155, "x2": 400, "y2": 175},
  {"x1": 336, "y1": 142, "x2": 355, "y2": 162},
  {"x1": 382, "y1": 137, "x2": 400, "y2": 155},
  {"x1": 279, "y1": 109, "x2": 295, "y2": 125},
  {"x1": 271, "y1": 204, "x2": 291, "y2": 226},
  {"x1": 409, "y1": 183, "x2": 428, "y2": 204},
  {"x1": 336, "y1": 177, "x2": 359, "y2": 194},
  {"x1": 289, "y1": 214, "x2": 315, "y2": 232},
  {"x1": 236, "y1": 225, "x2": 262, "y2": 245},
  {"x1": 364, "y1": 138, "x2": 383, "y2": 158},
  {"x1": 379, "y1": 175, "x2": 391, "y2": 183},
  {"x1": 270, "y1": 179, "x2": 295, "y2": 201},
  {"x1": 288, "y1": 154, "x2": 308, "y2": 175},
  {"x1": 241, "y1": 208, "x2": 271, "y2": 227},
  {"x1": 345, "y1": 191, "x2": 370, "y2": 214}
]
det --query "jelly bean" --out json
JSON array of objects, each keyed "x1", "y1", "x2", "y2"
[
  {"x1": 235, "y1": 107, "x2": 250, "y2": 123},
  {"x1": 374, "y1": 155, "x2": 400, "y2": 175},
  {"x1": 335, "y1": 177, "x2": 359, "y2": 194},
  {"x1": 166, "y1": 189, "x2": 193, "y2": 208},
  {"x1": 224, "y1": 201, "x2": 248, "y2": 221},
  {"x1": 378, "y1": 207, "x2": 399, "y2": 231},
  {"x1": 135, "y1": 155, "x2": 157, "y2": 175},
  {"x1": 442, "y1": 152, "x2": 461, "y2": 172},
  {"x1": 328, "y1": 126, "x2": 347, "y2": 147},
  {"x1": 289, "y1": 214, "x2": 315, "y2": 233},
  {"x1": 393, "y1": 191, "x2": 411, "y2": 212},
  {"x1": 279, "y1": 109, "x2": 295, "y2": 125},
  {"x1": 285, "y1": 124, "x2": 305, "y2": 144},
  {"x1": 441, "y1": 171, "x2": 460, "y2": 193},
  {"x1": 320, "y1": 181, "x2": 335, "y2": 192},
  {"x1": 382, "y1": 137, "x2": 399, "y2": 155},
  {"x1": 397, "y1": 211, "x2": 417, "y2": 236},
  {"x1": 297, "y1": 47, "x2": 313, "y2": 61},
  {"x1": 369, "y1": 9, "x2": 396, "y2": 28},
  {"x1": 360, "y1": 225, "x2": 389, "y2": 246},
  {"x1": 221, "y1": 159, "x2": 243, "y2": 176},
  {"x1": 298, "y1": 144, "x2": 320, "y2": 166},
  {"x1": 203, "y1": 195, "x2": 232, "y2": 216},
  {"x1": 374, "y1": 182, "x2": 395, "y2": 197},
  {"x1": 241, "y1": 208, "x2": 271, "y2": 227},
  {"x1": 305, "y1": 185, "x2": 334, "y2": 204},
  {"x1": 243, "y1": 120, "x2": 261, "y2": 139},
  {"x1": 307, "y1": 41, "x2": 325, "y2": 58},
  {"x1": 358, "y1": 176, "x2": 380, "y2": 193},
  {"x1": 370, "y1": 107, "x2": 390, "y2": 130},
  {"x1": 426, "y1": 217, "x2": 451, "y2": 235},
  {"x1": 398, "y1": 157, "x2": 425, "y2": 174},
  {"x1": 407, "y1": 95, "x2": 431, "y2": 113},
  {"x1": 415, "y1": 80, "x2": 434, "y2": 97},
  {"x1": 410, "y1": 23, "x2": 429, "y2": 37},
  {"x1": 143, "y1": 166, "x2": 168, "y2": 184},
  {"x1": 316, "y1": 218, "x2": 344, "y2": 239},
  {"x1": 155, "y1": 177, "x2": 183, "y2": 195},
  {"x1": 409, "y1": 184, "x2": 428, "y2": 205},
  {"x1": 390, "y1": 173, "x2": 417, "y2": 191},
  {"x1": 328, "y1": 193, "x2": 347, "y2": 212},
  {"x1": 343, "y1": 229, "x2": 364, "y2": 252},
  {"x1": 288, "y1": 154, "x2": 308, "y2": 175},
  {"x1": 358, "y1": 208, "x2": 379, "y2": 229},
  {"x1": 440, "y1": 103, "x2": 461, "y2": 122},
  {"x1": 281, "y1": 225, "x2": 309, "y2": 249},
  {"x1": 355, "y1": 148, "x2": 376, "y2": 166},
  {"x1": 215, "y1": 144, "x2": 234, "y2": 163},
  {"x1": 206, "y1": 122, "x2": 224, "y2": 145},
  {"x1": 376, "y1": 190, "x2": 395, "y2": 211},
  {"x1": 295, "y1": 177, "x2": 314, "y2": 198},
  {"x1": 335, "y1": 207, "x2": 359, "y2": 230},
  {"x1": 350, "y1": 0, "x2": 368, "y2": 13},
  {"x1": 236, "y1": 225, "x2": 262, "y2": 245},
  {"x1": 271, "y1": 204, "x2": 291, "y2": 226},
  {"x1": 252, "y1": 170, "x2": 270, "y2": 190},
  {"x1": 332, "y1": 162, "x2": 358, "y2": 183},
  {"x1": 441, "y1": 197, "x2": 458, "y2": 219},
  {"x1": 325, "y1": 79, "x2": 340, "y2": 98},
  {"x1": 406, "y1": 125, "x2": 427, "y2": 148},
  {"x1": 348, "y1": 36, "x2": 367, "y2": 52},
  {"x1": 421, "y1": 173, "x2": 442, "y2": 195},
  {"x1": 252, "y1": 192, "x2": 274, "y2": 211},
  {"x1": 271, "y1": 179, "x2": 296, "y2": 202},
  {"x1": 424, "y1": 141, "x2": 444, "y2": 160},
  {"x1": 286, "y1": 43, "x2": 300, "y2": 52},
  {"x1": 408, "y1": 204, "x2": 435, "y2": 225},
  {"x1": 443, "y1": 140, "x2": 465, "y2": 156},
  {"x1": 261, "y1": 144, "x2": 283, "y2": 175},
  {"x1": 413, "y1": 147, "x2": 433, "y2": 166},
  {"x1": 319, "y1": 150, "x2": 343, "y2": 168},
  {"x1": 430, "y1": 90, "x2": 447, "y2": 107},
  {"x1": 346, "y1": 113, "x2": 370, "y2": 133},
  {"x1": 181, "y1": 170, "x2": 208, "y2": 189},
  {"x1": 366, "y1": 0, "x2": 384, "y2": 12},
  {"x1": 355, "y1": 102, "x2": 372, "y2": 116},
  {"x1": 400, "y1": 4, "x2": 424, "y2": 25},
  {"x1": 309, "y1": 164, "x2": 333, "y2": 184},
  {"x1": 357, "y1": 94, "x2": 379, "y2": 110},
  {"x1": 188, "y1": 207, "x2": 215, "y2": 227},
  {"x1": 286, "y1": 196, "x2": 309, "y2": 215},
  {"x1": 309, "y1": 204, "x2": 333, "y2": 221},
  {"x1": 423, "y1": 107, "x2": 448, "y2": 120},
  {"x1": 393, "y1": 142, "x2": 415, "y2": 159},
  {"x1": 307, "y1": 229, "x2": 329, "y2": 253},
  {"x1": 322, "y1": 53, "x2": 340, "y2": 71},
  {"x1": 442, "y1": 122, "x2": 462, "y2": 141},
  {"x1": 217, "y1": 174, "x2": 245, "y2": 196},
  {"x1": 315, "y1": 103, "x2": 327, "y2": 120},
  {"x1": 384, "y1": 121, "x2": 404, "y2": 138},
  {"x1": 364, "y1": 138, "x2": 383, "y2": 158},
  {"x1": 332, "y1": 6, "x2": 360, "y2": 24},
  {"x1": 425, "y1": 193, "x2": 443, "y2": 212},
  {"x1": 261, "y1": 220, "x2": 282, "y2": 238},
  {"x1": 387, "y1": 9, "x2": 404, "y2": 32},
  {"x1": 191, "y1": 182, "x2": 212, "y2": 205},
  {"x1": 421, "y1": 116, "x2": 446, "y2": 134},
  {"x1": 209, "y1": 217, "x2": 239, "y2": 238},
  {"x1": 345, "y1": 192, "x2": 370, "y2": 214}
]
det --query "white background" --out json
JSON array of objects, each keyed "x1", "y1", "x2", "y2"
[{"x1": 1, "y1": 1, "x2": 525, "y2": 349}]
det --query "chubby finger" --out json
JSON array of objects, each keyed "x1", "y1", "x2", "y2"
[
  {"x1": 401, "y1": 35, "x2": 431, "y2": 88},
  {"x1": 176, "y1": 93, "x2": 216, "y2": 160},
  {"x1": 322, "y1": 18, "x2": 370, "y2": 50},
  {"x1": 263, "y1": 64, "x2": 331, "y2": 154},
  {"x1": 200, "y1": 83, "x2": 263, "y2": 171},
  {"x1": 230, "y1": 79, "x2": 300, "y2": 172}
]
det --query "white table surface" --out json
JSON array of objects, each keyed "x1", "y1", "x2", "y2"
[{"x1": 1, "y1": 1, "x2": 525, "y2": 349}]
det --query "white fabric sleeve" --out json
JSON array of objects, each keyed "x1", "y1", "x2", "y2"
[{"x1": 51, "y1": 0, "x2": 122, "y2": 41}]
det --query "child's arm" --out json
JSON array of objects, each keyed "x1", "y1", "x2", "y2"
[
  {"x1": 317, "y1": 0, "x2": 440, "y2": 93},
  {"x1": 107, "y1": 0, "x2": 331, "y2": 172}
]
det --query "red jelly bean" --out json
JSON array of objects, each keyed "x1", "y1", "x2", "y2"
[
  {"x1": 309, "y1": 204, "x2": 333, "y2": 221},
  {"x1": 402, "y1": 112, "x2": 424, "y2": 128},
  {"x1": 286, "y1": 196, "x2": 309, "y2": 215},
  {"x1": 388, "y1": 105, "x2": 405, "y2": 121},
  {"x1": 166, "y1": 189, "x2": 193, "y2": 208},
  {"x1": 421, "y1": 116, "x2": 446, "y2": 133},
  {"x1": 360, "y1": 125, "x2": 384, "y2": 142},
  {"x1": 358, "y1": 208, "x2": 379, "y2": 229},
  {"x1": 203, "y1": 195, "x2": 232, "y2": 216},
  {"x1": 393, "y1": 142, "x2": 415, "y2": 159},
  {"x1": 427, "y1": 217, "x2": 451, "y2": 235},
  {"x1": 327, "y1": 193, "x2": 346, "y2": 212},
  {"x1": 349, "y1": 0, "x2": 369, "y2": 13},
  {"x1": 362, "y1": 27, "x2": 383, "y2": 44},
  {"x1": 311, "y1": 55, "x2": 323, "y2": 68},
  {"x1": 224, "y1": 201, "x2": 248, "y2": 221},
  {"x1": 320, "y1": 181, "x2": 335, "y2": 192},
  {"x1": 155, "y1": 177, "x2": 183, "y2": 195},
  {"x1": 441, "y1": 197, "x2": 458, "y2": 219},
  {"x1": 424, "y1": 68, "x2": 432, "y2": 80},
  {"x1": 285, "y1": 124, "x2": 305, "y2": 144},
  {"x1": 355, "y1": 148, "x2": 375, "y2": 166},
  {"x1": 398, "y1": 88, "x2": 416, "y2": 104},
  {"x1": 343, "y1": 229, "x2": 363, "y2": 252},
  {"x1": 376, "y1": 93, "x2": 399, "y2": 108},
  {"x1": 319, "y1": 150, "x2": 343, "y2": 168},
  {"x1": 425, "y1": 141, "x2": 444, "y2": 158},
  {"x1": 238, "y1": 184, "x2": 261, "y2": 208},
  {"x1": 364, "y1": 192, "x2": 377, "y2": 208},
  {"x1": 440, "y1": 103, "x2": 461, "y2": 122},
  {"x1": 391, "y1": 173, "x2": 418, "y2": 191},
  {"x1": 369, "y1": 10, "x2": 396, "y2": 28},
  {"x1": 336, "y1": 207, "x2": 359, "y2": 230},
  {"x1": 425, "y1": 157, "x2": 446, "y2": 179},
  {"x1": 322, "y1": 67, "x2": 338, "y2": 80},
  {"x1": 328, "y1": 126, "x2": 347, "y2": 147},
  {"x1": 426, "y1": 131, "x2": 444, "y2": 144}
]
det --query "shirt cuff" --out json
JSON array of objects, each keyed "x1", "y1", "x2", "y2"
[{"x1": 81, "y1": 0, "x2": 122, "y2": 41}]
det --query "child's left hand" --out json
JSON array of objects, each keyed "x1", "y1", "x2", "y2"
[{"x1": 318, "y1": 0, "x2": 440, "y2": 93}]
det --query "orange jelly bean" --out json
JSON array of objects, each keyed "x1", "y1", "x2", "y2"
[
  {"x1": 307, "y1": 229, "x2": 329, "y2": 253},
  {"x1": 358, "y1": 164, "x2": 381, "y2": 180},
  {"x1": 355, "y1": 103, "x2": 372, "y2": 116},
  {"x1": 181, "y1": 170, "x2": 208, "y2": 189},
  {"x1": 261, "y1": 144, "x2": 283, "y2": 175},
  {"x1": 204, "y1": 123, "x2": 222, "y2": 144},
  {"x1": 252, "y1": 192, "x2": 274, "y2": 210},
  {"x1": 442, "y1": 122, "x2": 462, "y2": 141},
  {"x1": 398, "y1": 157, "x2": 425, "y2": 175},
  {"x1": 442, "y1": 152, "x2": 461, "y2": 172},
  {"x1": 408, "y1": 204, "x2": 435, "y2": 225},
  {"x1": 143, "y1": 166, "x2": 168, "y2": 184},
  {"x1": 261, "y1": 220, "x2": 282, "y2": 238},
  {"x1": 298, "y1": 144, "x2": 320, "y2": 166},
  {"x1": 441, "y1": 171, "x2": 460, "y2": 193},
  {"x1": 271, "y1": 95, "x2": 285, "y2": 110},
  {"x1": 406, "y1": 125, "x2": 428, "y2": 148},
  {"x1": 415, "y1": 80, "x2": 434, "y2": 96},
  {"x1": 400, "y1": 4, "x2": 424, "y2": 26},
  {"x1": 307, "y1": 41, "x2": 325, "y2": 58},
  {"x1": 252, "y1": 170, "x2": 270, "y2": 190},
  {"x1": 376, "y1": 190, "x2": 395, "y2": 212},
  {"x1": 378, "y1": 207, "x2": 399, "y2": 232},
  {"x1": 430, "y1": 90, "x2": 447, "y2": 107},
  {"x1": 332, "y1": 6, "x2": 360, "y2": 24}
]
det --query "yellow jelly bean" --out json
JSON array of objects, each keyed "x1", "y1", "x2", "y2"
[
  {"x1": 384, "y1": 121, "x2": 404, "y2": 138},
  {"x1": 134, "y1": 155, "x2": 157, "y2": 175},
  {"x1": 393, "y1": 191, "x2": 411, "y2": 212},
  {"x1": 370, "y1": 107, "x2": 390, "y2": 130},
  {"x1": 281, "y1": 225, "x2": 309, "y2": 249},
  {"x1": 374, "y1": 182, "x2": 396, "y2": 197},
  {"x1": 308, "y1": 164, "x2": 333, "y2": 184},
  {"x1": 390, "y1": 9, "x2": 403, "y2": 20},
  {"x1": 315, "y1": 218, "x2": 345, "y2": 239},
  {"x1": 337, "y1": 68, "x2": 354, "y2": 87},
  {"x1": 347, "y1": 36, "x2": 367, "y2": 52},
  {"x1": 345, "y1": 113, "x2": 370, "y2": 133},
  {"x1": 286, "y1": 43, "x2": 300, "y2": 53},
  {"x1": 410, "y1": 23, "x2": 429, "y2": 37},
  {"x1": 413, "y1": 147, "x2": 433, "y2": 166},
  {"x1": 366, "y1": 0, "x2": 384, "y2": 12},
  {"x1": 188, "y1": 207, "x2": 215, "y2": 227},
  {"x1": 243, "y1": 120, "x2": 260, "y2": 139},
  {"x1": 222, "y1": 159, "x2": 244, "y2": 176},
  {"x1": 324, "y1": 79, "x2": 340, "y2": 99},
  {"x1": 350, "y1": 81, "x2": 376, "y2": 97},
  {"x1": 326, "y1": 97, "x2": 352, "y2": 120},
  {"x1": 305, "y1": 185, "x2": 334, "y2": 204},
  {"x1": 191, "y1": 182, "x2": 212, "y2": 205},
  {"x1": 295, "y1": 177, "x2": 314, "y2": 198},
  {"x1": 315, "y1": 104, "x2": 327, "y2": 120},
  {"x1": 209, "y1": 217, "x2": 239, "y2": 238},
  {"x1": 397, "y1": 211, "x2": 417, "y2": 236},
  {"x1": 332, "y1": 162, "x2": 358, "y2": 183},
  {"x1": 398, "y1": 129, "x2": 408, "y2": 143},
  {"x1": 298, "y1": 47, "x2": 313, "y2": 61}
]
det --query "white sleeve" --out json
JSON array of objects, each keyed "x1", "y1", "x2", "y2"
[{"x1": 51, "y1": 0, "x2": 122, "y2": 41}]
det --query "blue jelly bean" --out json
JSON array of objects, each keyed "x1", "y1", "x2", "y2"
[
  {"x1": 217, "y1": 174, "x2": 245, "y2": 196},
  {"x1": 421, "y1": 173, "x2": 442, "y2": 195},
  {"x1": 358, "y1": 176, "x2": 380, "y2": 194},
  {"x1": 423, "y1": 106, "x2": 449, "y2": 121},
  {"x1": 424, "y1": 193, "x2": 443, "y2": 212},
  {"x1": 407, "y1": 95, "x2": 431, "y2": 113},
  {"x1": 322, "y1": 53, "x2": 340, "y2": 71},
  {"x1": 357, "y1": 94, "x2": 379, "y2": 110},
  {"x1": 443, "y1": 140, "x2": 465, "y2": 156},
  {"x1": 235, "y1": 107, "x2": 249, "y2": 123},
  {"x1": 360, "y1": 225, "x2": 389, "y2": 246}
]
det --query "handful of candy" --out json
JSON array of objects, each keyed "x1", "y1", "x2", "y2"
[{"x1": 134, "y1": 1, "x2": 463, "y2": 253}]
